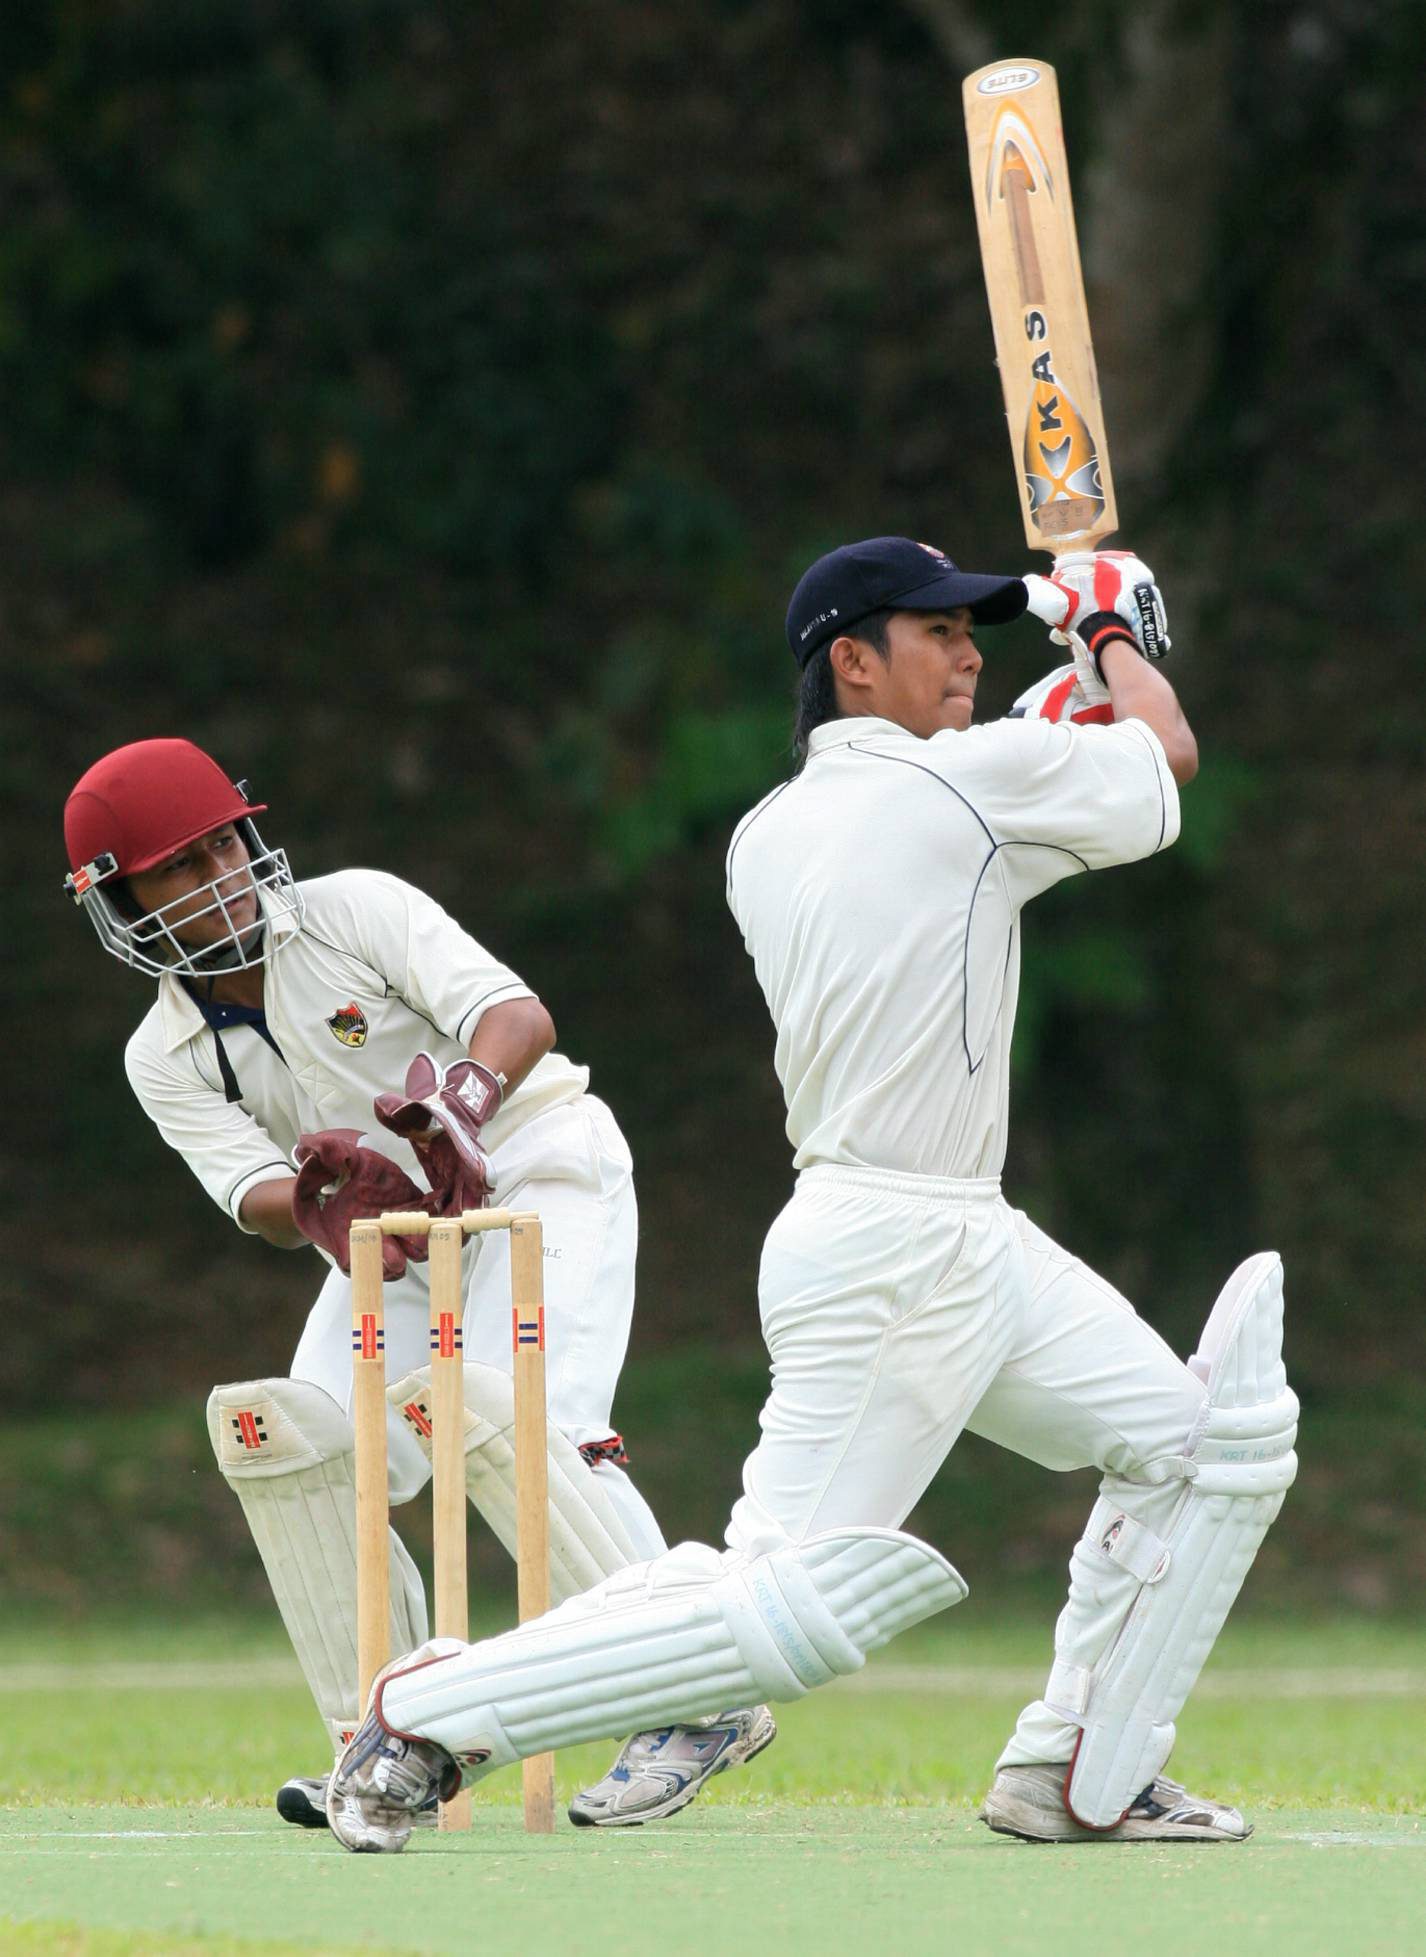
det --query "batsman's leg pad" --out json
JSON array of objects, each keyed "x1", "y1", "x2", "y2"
[
  {"x1": 207, "y1": 1378, "x2": 427, "y2": 1751},
  {"x1": 380, "y1": 1526, "x2": 967, "y2": 1775},
  {"x1": 388, "y1": 1362, "x2": 647, "y2": 1599},
  {"x1": 1057, "y1": 1253, "x2": 1298, "y2": 1826}
]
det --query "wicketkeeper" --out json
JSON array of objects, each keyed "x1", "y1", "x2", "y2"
[
  {"x1": 315, "y1": 539, "x2": 1296, "y2": 1853},
  {"x1": 62, "y1": 738, "x2": 772, "y2": 1830}
]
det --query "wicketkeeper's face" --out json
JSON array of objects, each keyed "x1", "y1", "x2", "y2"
[{"x1": 126, "y1": 826, "x2": 259, "y2": 948}]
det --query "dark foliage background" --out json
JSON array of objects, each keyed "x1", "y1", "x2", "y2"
[{"x1": 4, "y1": 0, "x2": 1423, "y2": 1600}]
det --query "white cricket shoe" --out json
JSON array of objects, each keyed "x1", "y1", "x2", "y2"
[
  {"x1": 567, "y1": 1705, "x2": 777, "y2": 1828},
  {"x1": 326, "y1": 1671, "x2": 462, "y2": 1853},
  {"x1": 277, "y1": 1773, "x2": 438, "y2": 1831},
  {"x1": 980, "y1": 1763, "x2": 1251, "y2": 1843}
]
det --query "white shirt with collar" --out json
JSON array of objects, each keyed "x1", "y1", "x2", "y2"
[
  {"x1": 725, "y1": 712, "x2": 1179, "y2": 1181},
  {"x1": 124, "y1": 867, "x2": 588, "y2": 1228}
]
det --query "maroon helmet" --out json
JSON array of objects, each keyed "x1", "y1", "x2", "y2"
[
  {"x1": 63, "y1": 739, "x2": 303, "y2": 976},
  {"x1": 65, "y1": 738, "x2": 268, "y2": 879}
]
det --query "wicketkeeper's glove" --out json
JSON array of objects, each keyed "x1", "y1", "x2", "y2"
[
  {"x1": 373, "y1": 1052, "x2": 501, "y2": 1216},
  {"x1": 291, "y1": 1130, "x2": 433, "y2": 1277}
]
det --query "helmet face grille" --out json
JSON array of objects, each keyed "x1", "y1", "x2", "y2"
[{"x1": 77, "y1": 836, "x2": 304, "y2": 978}]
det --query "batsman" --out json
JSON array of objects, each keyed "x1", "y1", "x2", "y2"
[{"x1": 317, "y1": 537, "x2": 1298, "y2": 1851}]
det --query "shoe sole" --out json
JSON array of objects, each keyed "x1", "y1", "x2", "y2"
[
  {"x1": 568, "y1": 1715, "x2": 778, "y2": 1830},
  {"x1": 276, "y1": 1785, "x2": 329, "y2": 1830},
  {"x1": 277, "y1": 1785, "x2": 443, "y2": 1833}
]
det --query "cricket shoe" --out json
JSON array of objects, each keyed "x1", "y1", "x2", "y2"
[
  {"x1": 980, "y1": 1763, "x2": 1251, "y2": 1843},
  {"x1": 326, "y1": 1667, "x2": 463, "y2": 1854},
  {"x1": 276, "y1": 1773, "x2": 438, "y2": 1832},
  {"x1": 567, "y1": 1705, "x2": 777, "y2": 1828}
]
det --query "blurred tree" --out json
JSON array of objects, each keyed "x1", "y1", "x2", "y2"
[{"x1": 2, "y1": 0, "x2": 1422, "y2": 1417}]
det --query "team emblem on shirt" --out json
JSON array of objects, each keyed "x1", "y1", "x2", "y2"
[{"x1": 327, "y1": 1002, "x2": 368, "y2": 1048}]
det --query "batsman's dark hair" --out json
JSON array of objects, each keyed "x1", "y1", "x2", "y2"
[{"x1": 791, "y1": 608, "x2": 893, "y2": 770}]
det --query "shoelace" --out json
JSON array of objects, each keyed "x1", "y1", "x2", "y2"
[
  {"x1": 1130, "y1": 1775, "x2": 1188, "y2": 1817},
  {"x1": 621, "y1": 1727, "x2": 676, "y2": 1765}
]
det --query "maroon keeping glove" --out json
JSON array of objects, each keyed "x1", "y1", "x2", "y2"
[
  {"x1": 291, "y1": 1129, "x2": 433, "y2": 1278},
  {"x1": 373, "y1": 1051, "x2": 502, "y2": 1216}
]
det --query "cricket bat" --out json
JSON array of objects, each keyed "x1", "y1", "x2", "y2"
[{"x1": 962, "y1": 60, "x2": 1117, "y2": 556}]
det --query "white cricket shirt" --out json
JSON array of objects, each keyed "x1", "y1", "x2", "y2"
[
  {"x1": 124, "y1": 868, "x2": 589, "y2": 1227},
  {"x1": 726, "y1": 713, "x2": 1179, "y2": 1179}
]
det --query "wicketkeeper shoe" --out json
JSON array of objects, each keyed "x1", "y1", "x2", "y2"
[
  {"x1": 567, "y1": 1705, "x2": 777, "y2": 1828},
  {"x1": 980, "y1": 1763, "x2": 1251, "y2": 1843},
  {"x1": 276, "y1": 1773, "x2": 438, "y2": 1831},
  {"x1": 326, "y1": 1674, "x2": 463, "y2": 1854}
]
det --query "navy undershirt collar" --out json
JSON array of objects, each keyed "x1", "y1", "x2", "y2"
[{"x1": 183, "y1": 983, "x2": 284, "y2": 1059}]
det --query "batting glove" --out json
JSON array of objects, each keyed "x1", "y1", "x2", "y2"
[
  {"x1": 1046, "y1": 549, "x2": 1171, "y2": 673},
  {"x1": 1007, "y1": 662, "x2": 1115, "y2": 727},
  {"x1": 1020, "y1": 572, "x2": 1105, "y2": 697}
]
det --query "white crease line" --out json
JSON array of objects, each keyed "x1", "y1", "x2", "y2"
[
  {"x1": 2, "y1": 1825, "x2": 1418, "y2": 1852},
  {"x1": 0, "y1": 1829, "x2": 276, "y2": 1840},
  {"x1": 1277, "y1": 1830, "x2": 1423, "y2": 1848}
]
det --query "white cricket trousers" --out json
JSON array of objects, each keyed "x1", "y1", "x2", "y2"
[
  {"x1": 727, "y1": 1163, "x2": 1207, "y2": 1765},
  {"x1": 292, "y1": 1093, "x2": 664, "y2": 1555}
]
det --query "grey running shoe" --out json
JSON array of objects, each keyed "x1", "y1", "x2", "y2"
[
  {"x1": 326, "y1": 1688, "x2": 462, "y2": 1853},
  {"x1": 568, "y1": 1705, "x2": 777, "y2": 1828},
  {"x1": 980, "y1": 1763, "x2": 1251, "y2": 1843},
  {"x1": 277, "y1": 1772, "x2": 437, "y2": 1831}
]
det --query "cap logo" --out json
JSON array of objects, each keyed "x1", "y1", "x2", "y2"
[
  {"x1": 914, "y1": 541, "x2": 954, "y2": 570},
  {"x1": 798, "y1": 606, "x2": 839, "y2": 644},
  {"x1": 327, "y1": 1002, "x2": 368, "y2": 1048}
]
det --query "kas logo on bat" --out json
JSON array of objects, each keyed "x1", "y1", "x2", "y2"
[{"x1": 1021, "y1": 354, "x2": 1105, "y2": 537}]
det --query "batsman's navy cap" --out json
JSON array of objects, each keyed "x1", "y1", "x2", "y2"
[{"x1": 786, "y1": 536, "x2": 1027, "y2": 668}]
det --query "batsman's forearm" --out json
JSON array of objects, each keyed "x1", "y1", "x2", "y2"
[
  {"x1": 239, "y1": 1174, "x2": 307, "y2": 1248},
  {"x1": 466, "y1": 996, "x2": 557, "y2": 1097},
  {"x1": 1099, "y1": 642, "x2": 1198, "y2": 785}
]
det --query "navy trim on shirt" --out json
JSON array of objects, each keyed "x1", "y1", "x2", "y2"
[{"x1": 183, "y1": 984, "x2": 286, "y2": 1105}]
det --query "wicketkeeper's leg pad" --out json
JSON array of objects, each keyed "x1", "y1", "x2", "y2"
[
  {"x1": 387, "y1": 1362, "x2": 651, "y2": 1599},
  {"x1": 1052, "y1": 1253, "x2": 1298, "y2": 1827},
  {"x1": 379, "y1": 1526, "x2": 967, "y2": 1778},
  {"x1": 207, "y1": 1377, "x2": 427, "y2": 1752}
]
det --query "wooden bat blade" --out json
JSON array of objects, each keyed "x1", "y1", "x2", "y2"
[{"x1": 962, "y1": 59, "x2": 1117, "y2": 555}]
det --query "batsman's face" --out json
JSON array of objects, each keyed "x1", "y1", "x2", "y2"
[
  {"x1": 127, "y1": 826, "x2": 258, "y2": 945},
  {"x1": 875, "y1": 609, "x2": 982, "y2": 737}
]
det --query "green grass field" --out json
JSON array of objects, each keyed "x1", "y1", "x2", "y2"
[{"x1": 1, "y1": 1612, "x2": 1421, "y2": 1957}]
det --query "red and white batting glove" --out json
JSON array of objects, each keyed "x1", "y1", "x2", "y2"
[
  {"x1": 1020, "y1": 570, "x2": 1105, "y2": 698},
  {"x1": 1008, "y1": 662, "x2": 1114, "y2": 728},
  {"x1": 291, "y1": 1130, "x2": 433, "y2": 1278},
  {"x1": 373, "y1": 1052, "x2": 502, "y2": 1216},
  {"x1": 1022, "y1": 550, "x2": 1170, "y2": 677}
]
